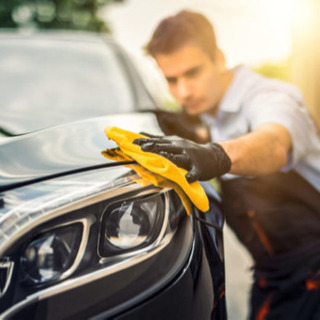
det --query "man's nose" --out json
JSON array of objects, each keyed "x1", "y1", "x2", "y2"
[{"x1": 176, "y1": 79, "x2": 191, "y2": 100}]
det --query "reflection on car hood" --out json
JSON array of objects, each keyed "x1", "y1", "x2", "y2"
[{"x1": 0, "y1": 113, "x2": 162, "y2": 190}]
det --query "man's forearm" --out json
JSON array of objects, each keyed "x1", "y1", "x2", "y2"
[
  {"x1": 218, "y1": 123, "x2": 292, "y2": 176},
  {"x1": 134, "y1": 122, "x2": 292, "y2": 182}
]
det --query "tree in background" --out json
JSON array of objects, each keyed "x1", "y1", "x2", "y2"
[{"x1": 0, "y1": 0, "x2": 124, "y2": 32}]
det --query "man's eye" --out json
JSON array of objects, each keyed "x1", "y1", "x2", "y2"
[{"x1": 167, "y1": 78, "x2": 177, "y2": 85}]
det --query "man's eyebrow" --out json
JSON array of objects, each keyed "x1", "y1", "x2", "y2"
[
  {"x1": 165, "y1": 64, "x2": 204, "y2": 82},
  {"x1": 184, "y1": 65, "x2": 203, "y2": 76}
]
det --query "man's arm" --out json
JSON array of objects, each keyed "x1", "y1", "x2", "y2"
[
  {"x1": 219, "y1": 122, "x2": 292, "y2": 176},
  {"x1": 133, "y1": 122, "x2": 292, "y2": 183}
]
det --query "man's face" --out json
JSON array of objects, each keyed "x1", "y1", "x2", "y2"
[{"x1": 155, "y1": 44, "x2": 229, "y2": 115}]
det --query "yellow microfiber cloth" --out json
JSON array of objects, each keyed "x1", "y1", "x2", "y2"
[{"x1": 102, "y1": 126, "x2": 209, "y2": 215}]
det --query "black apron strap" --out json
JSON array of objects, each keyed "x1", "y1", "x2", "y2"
[{"x1": 220, "y1": 170, "x2": 320, "y2": 267}]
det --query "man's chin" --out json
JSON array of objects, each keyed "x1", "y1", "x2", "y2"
[{"x1": 183, "y1": 104, "x2": 206, "y2": 115}]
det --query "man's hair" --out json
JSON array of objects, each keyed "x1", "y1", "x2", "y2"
[{"x1": 145, "y1": 10, "x2": 217, "y2": 61}]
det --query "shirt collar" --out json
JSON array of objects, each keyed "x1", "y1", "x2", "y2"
[{"x1": 216, "y1": 64, "x2": 257, "y2": 113}]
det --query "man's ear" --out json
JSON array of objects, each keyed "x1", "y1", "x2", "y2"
[
  {"x1": 217, "y1": 48, "x2": 225, "y2": 61},
  {"x1": 215, "y1": 48, "x2": 227, "y2": 71}
]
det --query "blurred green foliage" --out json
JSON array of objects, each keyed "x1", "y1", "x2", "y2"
[
  {"x1": 162, "y1": 98, "x2": 180, "y2": 111},
  {"x1": 0, "y1": 0, "x2": 124, "y2": 32},
  {"x1": 253, "y1": 59, "x2": 291, "y2": 82}
]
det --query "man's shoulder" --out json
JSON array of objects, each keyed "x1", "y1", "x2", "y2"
[
  {"x1": 218, "y1": 65, "x2": 304, "y2": 115},
  {"x1": 236, "y1": 65, "x2": 304, "y2": 103}
]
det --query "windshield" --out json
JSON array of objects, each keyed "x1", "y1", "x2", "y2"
[{"x1": 0, "y1": 37, "x2": 135, "y2": 134}]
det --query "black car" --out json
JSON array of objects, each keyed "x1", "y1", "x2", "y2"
[
  {"x1": 0, "y1": 30, "x2": 155, "y2": 136},
  {"x1": 0, "y1": 31, "x2": 226, "y2": 320}
]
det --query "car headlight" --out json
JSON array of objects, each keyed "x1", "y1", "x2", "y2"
[
  {"x1": 0, "y1": 165, "x2": 189, "y2": 316},
  {"x1": 100, "y1": 194, "x2": 165, "y2": 254},
  {"x1": 21, "y1": 222, "x2": 83, "y2": 284}
]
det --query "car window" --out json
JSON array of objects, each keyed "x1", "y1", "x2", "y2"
[{"x1": 0, "y1": 37, "x2": 135, "y2": 134}]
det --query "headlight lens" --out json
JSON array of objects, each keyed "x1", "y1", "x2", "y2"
[
  {"x1": 101, "y1": 194, "x2": 165, "y2": 254},
  {"x1": 21, "y1": 223, "x2": 82, "y2": 284}
]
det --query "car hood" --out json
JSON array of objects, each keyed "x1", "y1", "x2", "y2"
[{"x1": 0, "y1": 112, "x2": 162, "y2": 191}]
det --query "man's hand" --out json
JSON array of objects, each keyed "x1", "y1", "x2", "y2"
[
  {"x1": 153, "y1": 110, "x2": 210, "y2": 144},
  {"x1": 134, "y1": 135, "x2": 231, "y2": 183}
]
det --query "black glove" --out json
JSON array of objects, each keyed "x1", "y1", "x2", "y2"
[
  {"x1": 133, "y1": 135, "x2": 231, "y2": 183},
  {"x1": 153, "y1": 110, "x2": 210, "y2": 144}
]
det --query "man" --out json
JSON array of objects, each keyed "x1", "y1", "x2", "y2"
[{"x1": 134, "y1": 10, "x2": 320, "y2": 320}]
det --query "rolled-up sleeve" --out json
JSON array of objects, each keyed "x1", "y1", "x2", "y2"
[{"x1": 246, "y1": 87, "x2": 317, "y2": 171}]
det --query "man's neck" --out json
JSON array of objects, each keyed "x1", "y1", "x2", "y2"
[{"x1": 208, "y1": 69, "x2": 234, "y2": 117}]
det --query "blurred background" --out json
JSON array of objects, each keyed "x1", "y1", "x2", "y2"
[
  {"x1": 101, "y1": 0, "x2": 320, "y2": 128},
  {"x1": 1, "y1": 0, "x2": 319, "y2": 127},
  {"x1": 1, "y1": 1, "x2": 319, "y2": 319}
]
